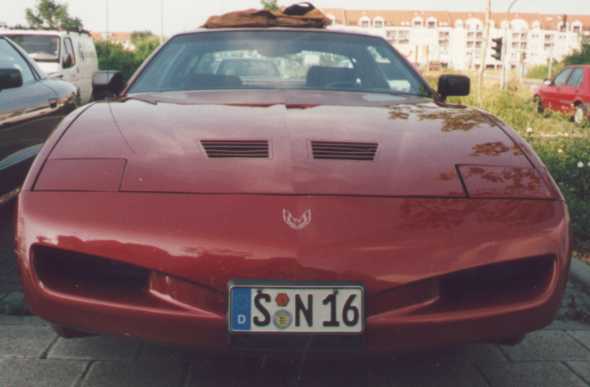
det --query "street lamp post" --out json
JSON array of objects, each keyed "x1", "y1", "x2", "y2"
[
  {"x1": 501, "y1": 0, "x2": 520, "y2": 90},
  {"x1": 160, "y1": 0, "x2": 164, "y2": 44},
  {"x1": 105, "y1": 0, "x2": 109, "y2": 41}
]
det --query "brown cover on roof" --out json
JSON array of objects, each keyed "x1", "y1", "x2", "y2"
[{"x1": 202, "y1": 3, "x2": 331, "y2": 29}]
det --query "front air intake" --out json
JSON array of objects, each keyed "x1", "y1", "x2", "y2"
[
  {"x1": 311, "y1": 141, "x2": 378, "y2": 161},
  {"x1": 201, "y1": 140, "x2": 269, "y2": 158}
]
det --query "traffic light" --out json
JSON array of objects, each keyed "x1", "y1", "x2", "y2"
[{"x1": 491, "y1": 37, "x2": 503, "y2": 61}]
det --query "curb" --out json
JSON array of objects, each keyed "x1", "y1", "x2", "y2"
[
  {"x1": 571, "y1": 257, "x2": 590, "y2": 288},
  {"x1": 0, "y1": 291, "x2": 30, "y2": 315}
]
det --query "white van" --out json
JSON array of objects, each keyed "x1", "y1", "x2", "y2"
[{"x1": 1, "y1": 29, "x2": 98, "y2": 104}]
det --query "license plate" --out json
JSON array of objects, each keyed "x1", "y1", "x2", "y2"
[{"x1": 228, "y1": 284, "x2": 364, "y2": 333}]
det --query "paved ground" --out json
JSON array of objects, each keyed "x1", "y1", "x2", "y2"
[
  {"x1": 1, "y1": 314, "x2": 589, "y2": 387},
  {"x1": 2, "y1": 202, "x2": 590, "y2": 386}
]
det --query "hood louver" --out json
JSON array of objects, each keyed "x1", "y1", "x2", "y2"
[
  {"x1": 312, "y1": 141, "x2": 378, "y2": 161},
  {"x1": 201, "y1": 140, "x2": 269, "y2": 158}
]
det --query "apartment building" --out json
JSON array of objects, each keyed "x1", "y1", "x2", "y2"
[{"x1": 323, "y1": 9, "x2": 590, "y2": 70}]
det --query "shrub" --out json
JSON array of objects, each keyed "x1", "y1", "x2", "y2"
[
  {"x1": 95, "y1": 34, "x2": 160, "y2": 81},
  {"x1": 527, "y1": 62, "x2": 563, "y2": 80},
  {"x1": 95, "y1": 41, "x2": 139, "y2": 81}
]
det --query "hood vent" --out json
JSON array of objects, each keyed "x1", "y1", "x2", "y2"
[
  {"x1": 312, "y1": 141, "x2": 378, "y2": 161},
  {"x1": 201, "y1": 140, "x2": 269, "y2": 158}
]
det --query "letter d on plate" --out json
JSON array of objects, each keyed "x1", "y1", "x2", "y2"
[{"x1": 231, "y1": 287, "x2": 251, "y2": 331}]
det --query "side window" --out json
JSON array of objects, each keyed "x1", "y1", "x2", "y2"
[
  {"x1": 0, "y1": 39, "x2": 36, "y2": 84},
  {"x1": 554, "y1": 68, "x2": 572, "y2": 86},
  {"x1": 368, "y1": 45, "x2": 418, "y2": 93},
  {"x1": 566, "y1": 68, "x2": 584, "y2": 87},
  {"x1": 63, "y1": 38, "x2": 76, "y2": 68}
]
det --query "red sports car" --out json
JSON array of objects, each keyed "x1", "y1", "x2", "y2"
[{"x1": 16, "y1": 28, "x2": 571, "y2": 354}]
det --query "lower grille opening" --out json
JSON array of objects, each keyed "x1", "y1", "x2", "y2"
[
  {"x1": 439, "y1": 255, "x2": 555, "y2": 310},
  {"x1": 33, "y1": 246, "x2": 151, "y2": 304}
]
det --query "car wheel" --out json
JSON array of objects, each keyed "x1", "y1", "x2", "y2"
[
  {"x1": 574, "y1": 104, "x2": 587, "y2": 126},
  {"x1": 534, "y1": 96, "x2": 544, "y2": 114}
]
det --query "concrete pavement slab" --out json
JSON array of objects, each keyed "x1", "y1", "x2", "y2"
[
  {"x1": 432, "y1": 343, "x2": 510, "y2": 367},
  {"x1": 82, "y1": 360, "x2": 187, "y2": 387},
  {"x1": 188, "y1": 356, "x2": 294, "y2": 387},
  {"x1": 569, "y1": 331, "x2": 590, "y2": 351},
  {"x1": 567, "y1": 361, "x2": 590, "y2": 385},
  {"x1": 386, "y1": 356, "x2": 489, "y2": 387},
  {"x1": 48, "y1": 335, "x2": 142, "y2": 361},
  {"x1": 0, "y1": 358, "x2": 87, "y2": 387},
  {"x1": 500, "y1": 331, "x2": 590, "y2": 361},
  {"x1": 0, "y1": 315, "x2": 49, "y2": 326},
  {"x1": 546, "y1": 319, "x2": 590, "y2": 331},
  {"x1": 480, "y1": 362, "x2": 588, "y2": 387},
  {"x1": 0, "y1": 326, "x2": 56, "y2": 357},
  {"x1": 138, "y1": 342, "x2": 190, "y2": 361}
]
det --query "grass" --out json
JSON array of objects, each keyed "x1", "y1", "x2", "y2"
[{"x1": 427, "y1": 73, "x2": 590, "y2": 253}]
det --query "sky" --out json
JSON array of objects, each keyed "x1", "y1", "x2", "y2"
[{"x1": 3, "y1": 0, "x2": 590, "y2": 36}]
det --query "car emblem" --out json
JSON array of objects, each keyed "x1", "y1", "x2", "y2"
[{"x1": 282, "y1": 209, "x2": 312, "y2": 230}]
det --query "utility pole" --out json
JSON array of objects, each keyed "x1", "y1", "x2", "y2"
[
  {"x1": 501, "y1": 0, "x2": 520, "y2": 90},
  {"x1": 105, "y1": 0, "x2": 109, "y2": 41},
  {"x1": 160, "y1": 0, "x2": 165, "y2": 44},
  {"x1": 478, "y1": 0, "x2": 492, "y2": 104}
]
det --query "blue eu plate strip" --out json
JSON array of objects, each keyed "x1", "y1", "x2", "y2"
[{"x1": 230, "y1": 287, "x2": 251, "y2": 331}]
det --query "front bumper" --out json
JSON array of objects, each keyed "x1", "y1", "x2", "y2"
[{"x1": 16, "y1": 192, "x2": 571, "y2": 353}]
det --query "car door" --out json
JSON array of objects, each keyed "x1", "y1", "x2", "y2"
[
  {"x1": 61, "y1": 36, "x2": 80, "y2": 96},
  {"x1": 545, "y1": 68, "x2": 573, "y2": 111},
  {"x1": 561, "y1": 67, "x2": 584, "y2": 113},
  {"x1": 0, "y1": 38, "x2": 65, "y2": 198}
]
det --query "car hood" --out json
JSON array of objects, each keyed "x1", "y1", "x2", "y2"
[
  {"x1": 36, "y1": 61, "x2": 60, "y2": 76},
  {"x1": 48, "y1": 90, "x2": 535, "y2": 197}
]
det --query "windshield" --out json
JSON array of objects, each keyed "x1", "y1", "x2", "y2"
[
  {"x1": 7, "y1": 34, "x2": 60, "y2": 62},
  {"x1": 129, "y1": 30, "x2": 431, "y2": 97}
]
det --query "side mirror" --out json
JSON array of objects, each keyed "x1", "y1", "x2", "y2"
[
  {"x1": 0, "y1": 68, "x2": 23, "y2": 91},
  {"x1": 63, "y1": 54, "x2": 74, "y2": 69},
  {"x1": 92, "y1": 71, "x2": 125, "y2": 100},
  {"x1": 437, "y1": 75, "x2": 470, "y2": 100},
  {"x1": 543, "y1": 79, "x2": 552, "y2": 86}
]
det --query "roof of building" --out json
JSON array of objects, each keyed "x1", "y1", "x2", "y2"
[{"x1": 322, "y1": 8, "x2": 590, "y2": 31}]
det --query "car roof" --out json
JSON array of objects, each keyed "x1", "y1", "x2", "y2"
[
  {"x1": 1, "y1": 29, "x2": 61, "y2": 36},
  {"x1": 0, "y1": 29, "x2": 89, "y2": 37}
]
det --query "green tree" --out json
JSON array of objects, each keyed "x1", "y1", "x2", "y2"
[
  {"x1": 261, "y1": 0, "x2": 280, "y2": 11},
  {"x1": 95, "y1": 31, "x2": 160, "y2": 81},
  {"x1": 564, "y1": 44, "x2": 590, "y2": 65},
  {"x1": 25, "y1": 0, "x2": 83, "y2": 30},
  {"x1": 95, "y1": 41, "x2": 138, "y2": 81}
]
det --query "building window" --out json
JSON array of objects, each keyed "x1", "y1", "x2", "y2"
[
  {"x1": 427, "y1": 17, "x2": 437, "y2": 29},
  {"x1": 412, "y1": 17, "x2": 423, "y2": 28},
  {"x1": 373, "y1": 17, "x2": 384, "y2": 28},
  {"x1": 558, "y1": 22, "x2": 567, "y2": 32},
  {"x1": 359, "y1": 16, "x2": 370, "y2": 28},
  {"x1": 466, "y1": 18, "x2": 482, "y2": 31}
]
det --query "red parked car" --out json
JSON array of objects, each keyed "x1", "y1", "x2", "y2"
[
  {"x1": 16, "y1": 28, "x2": 570, "y2": 354},
  {"x1": 535, "y1": 65, "x2": 590, "y2": 125}
]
